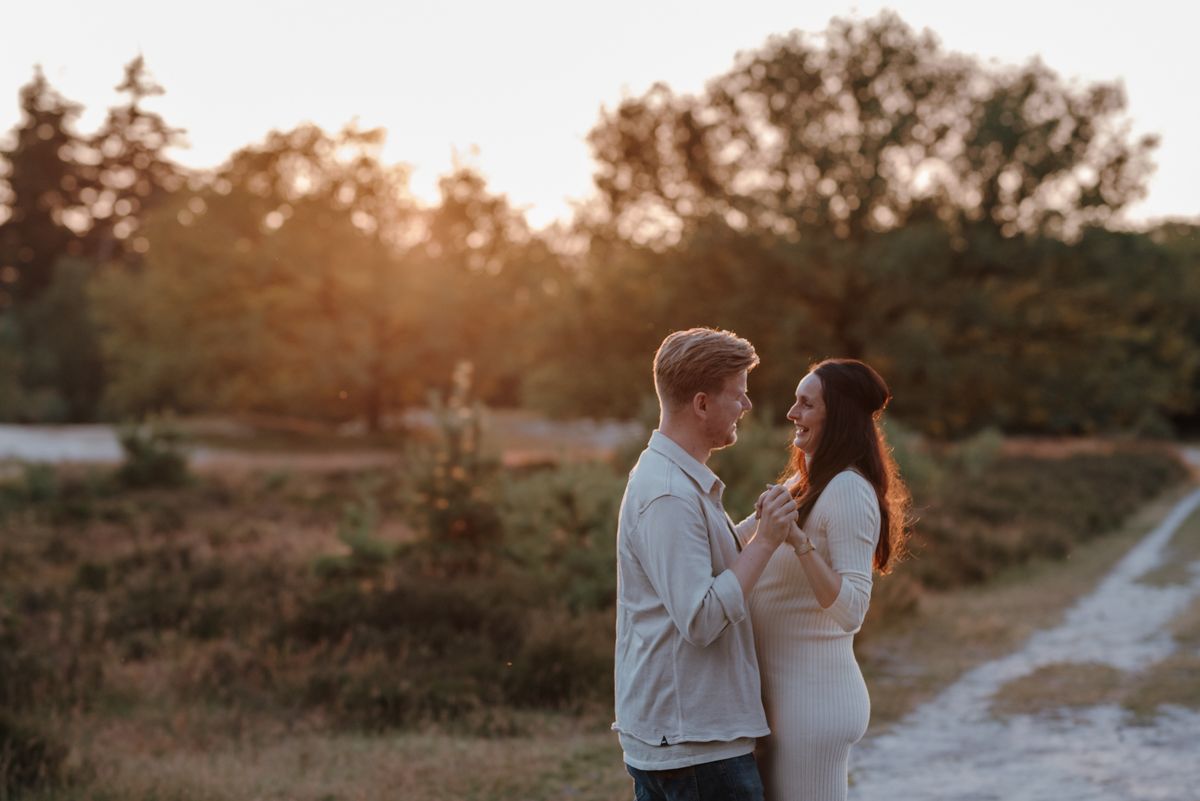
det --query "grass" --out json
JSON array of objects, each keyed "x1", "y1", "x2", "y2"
[
  {"x1": 2, "y1": 439, "x2": 1191, "y2": 800},
  {"x1": 858, "y1": 483, "x2": 1198, "y2": 731},
  {"x1": 1135, "y1": 504, "x2": 1200, "y2": 587},
  {"x1": 1123, "y1": 593, "x2": 1200, "y2": 721},
  {"x1": 28, "y1": 710, "x2": 628, "y2": 801},
  {"x1": 990, "y1": 663, "x2": 1127, "y2": 717},
  {"x1": 986, "y1": 592, "x2": 1200, "y2": 723}
]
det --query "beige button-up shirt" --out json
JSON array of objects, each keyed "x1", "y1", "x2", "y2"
[{"x1": 612, "y1": 431, "x2": 769, "y2": 757}]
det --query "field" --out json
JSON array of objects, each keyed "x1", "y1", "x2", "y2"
[{"x1": 0, "y1": 416, "x2": 1192, "y2": 800}]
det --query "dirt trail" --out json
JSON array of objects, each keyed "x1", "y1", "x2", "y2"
[
  {"x1": 0, "y1": 414, "x2": 643, "y2": 472},
  {"x1": 850, "y1": 451, "x2": 1200, "y2": 801}
]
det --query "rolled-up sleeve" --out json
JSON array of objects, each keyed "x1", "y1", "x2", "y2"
[
  {"x1": 821, "y1": 475, "x2": 880, "y2": 633},
  {"x1": 636, "y1": 494, "x2": 746, "y2": 647}
]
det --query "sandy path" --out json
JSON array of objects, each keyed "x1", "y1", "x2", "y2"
[
  {"x1": 850, "y1": 463, "x2": 1200, "y2": 801},
  {"x1": 0, "y1": 414, "x2": 643, "y2": 471}
]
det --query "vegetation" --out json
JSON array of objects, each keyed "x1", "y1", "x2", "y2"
[
  {"x1": 0, "y1": 411, "x2": 1187, "y2": 795},
  {"x1": 2, "y1": 9, "x2": 1198, "y2": 799},
  {"x1": 0, "y1": 13, "x2": 1197, "y2": 435}
]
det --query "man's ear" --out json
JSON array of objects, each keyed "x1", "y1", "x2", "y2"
[{"x1": 692, "y1": 392, "x2": 709, "y2": 418}]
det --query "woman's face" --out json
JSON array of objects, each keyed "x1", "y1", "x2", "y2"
[{"x1": 787, "y1": 372, "x2": 826, "y2": 454}]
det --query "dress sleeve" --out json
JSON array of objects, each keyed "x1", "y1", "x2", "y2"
[
  {"x1": 819, "y1": 473, "x2": 880, "y2": 633},
  {"x1": 733, "y1": 513, "x2": 756, "y2": 546},
  {"x1": 635, "y1": 494, "x2": 747, "y2": 647}
]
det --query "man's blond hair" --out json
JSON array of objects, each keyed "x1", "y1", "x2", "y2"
[{"x1": 653, "y1": 328, "x2": 759, "y2": 410}]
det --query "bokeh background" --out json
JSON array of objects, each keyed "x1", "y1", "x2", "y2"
[{"x1": 1, "y1": 3, "x2": 1198, "y2": 799}]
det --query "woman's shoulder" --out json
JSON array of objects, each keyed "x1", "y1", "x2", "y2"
[
  {"x1": 817, "y1": 469, "x2": 878, "y2": 510},
  {"x1": 828, "y1": 468, "x2": 872, "y2": 491}
]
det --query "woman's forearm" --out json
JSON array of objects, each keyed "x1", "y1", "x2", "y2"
[{"x1": 788, "y1": 527, "x2": 842, "y2": 608}]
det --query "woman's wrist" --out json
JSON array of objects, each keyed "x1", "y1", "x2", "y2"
[{"x1": 792, "y1": 536, "x2": 815, "y2": 557}]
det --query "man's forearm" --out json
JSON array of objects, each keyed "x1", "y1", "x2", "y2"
[{"x1": 730, "y1": 534, "x2": 781, "y2": 597}]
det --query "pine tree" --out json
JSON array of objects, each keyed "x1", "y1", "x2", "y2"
[
  {"x1": 0, "y1": 68, "x2": 91, "y2": 306},
  {"x1": 87, "y1": 55, "x2": 186, "y2": 265}
]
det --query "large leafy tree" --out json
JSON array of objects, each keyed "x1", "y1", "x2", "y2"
[
  {"x1": 93, "y1": 124, "x2": 422, "y2": 429},
  {"x1": 568, "y1": 12, "x2": 1170, "y2": 434},
  {"x1": 420, "y1": 167, "x2": 566, "y2": 404},
  {"x1": 590, "y1": 12, "x2": 1154, "y2": 243}
]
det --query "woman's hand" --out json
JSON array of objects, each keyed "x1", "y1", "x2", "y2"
[{"x1": 754, "y1": 485, "x2": 798, "y2": 547}]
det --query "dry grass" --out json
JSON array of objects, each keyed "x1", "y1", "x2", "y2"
[
  {"x1": 1122, "y1": 594, "x2": 1200, "y2": 720},
  {"x1": 34, "y1": 709, "x2": 628, "y2": 801},
  {"x1": 8, "y1": 447, "x2": 1191, "y2": 801},
  {"x1": 987, "y1": 594, "x2": 1200, "y2": 723},
  {"x1": 859, "y1": 484, "x2": 1197, "y2": 731},
  {"x1": 990, "y1": 662, "x2": 1127, "y2": 717},
  {"x1": 1135, "y1": 505, "x2": 1200, "y2": 587}
]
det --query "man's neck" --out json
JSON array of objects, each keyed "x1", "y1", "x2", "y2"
[{"x1": 657, "y1": 420, "x2": 711, "y2": 465}]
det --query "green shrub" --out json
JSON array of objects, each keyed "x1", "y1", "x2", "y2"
[
  {"x1": 408, "y1": 365, "x2": 503, "y2": 574},
  {"x1": 74, "y1": 561, "x2": 109, "y2": 592},
  {"x1": 0, "y1": 711, "x2": 68, "y2": 798},
  {"x1": 884, "y1": 419, "x2": 943, "y2": 498},
  {"x1": 908, "y1": 447, "x2": 1187, "y2": 590},
  {"x1": 314, "y1": 488, "x2": 397, "y2": 580},
  {"x1": 946, "y1": 426, "x2": 1004, "y2": 479},
  {"x1": 502, "y1": 610, "x2": 614, "y2": 709},
  {"x1": 115, "y1": 418, "x2": 190, "y2": 489},
  {"x1": 499, "y1": 462, "x2": 624, "y2": 612}
]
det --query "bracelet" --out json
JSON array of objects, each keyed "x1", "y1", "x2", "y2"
[{"x1": 793, "y1": 537, "x2": 815, "y2": 557}]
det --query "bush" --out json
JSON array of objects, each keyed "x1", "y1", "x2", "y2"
[
  {"x1": 314, "y1": 489, "x2": 397, "y2": 580},
  {"x1": 0, "y1": 711, "x2": 68, "y2": 798},
  {"x1": 502, "y1": 610, "x2": 614, "y2": 709},
  {"x1": 908, "y1": 447, "x2": 1187, "y2": 590},
  {"x1": 499, "y1": 462, "x2": 624, "y2": 612},
  {"x1": 115, "y1": 418, "x2": 190, "y2": 489},
  {"x1": 408, "y1": 365, "x2": 503, "y2": 575}
]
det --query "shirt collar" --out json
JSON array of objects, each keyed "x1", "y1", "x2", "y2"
[{"x1": 648, "y1": 430, "x2": 724, "y2": 496}]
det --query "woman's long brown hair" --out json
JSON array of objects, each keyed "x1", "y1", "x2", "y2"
[{"x1": 784, "y1": 359, "x2": 910, "y2": 573}]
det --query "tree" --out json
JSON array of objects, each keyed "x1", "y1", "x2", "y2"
[
  {"x1": 590, "y1": 12, "x2": 1154, "y2": 244},
  {"x1": 86, "y1": 55, "x2": 186, "y2": 265},
  {"x1": 92, "y1": 124, "x2": 426, "y2": 430},
  {"x1": 0, "y1": 69, "x2": 91, "y2": 306},
  {"x1": 420, "y1": 167, "x2": 566, "y2": 404},
  {"x1": 565, "y1": 12, "x2": 1168, "y2": 434}
]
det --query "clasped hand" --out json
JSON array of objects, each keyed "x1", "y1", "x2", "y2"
[{"x1": 753, "y1": 484, "x2": 798, "y2": 547}]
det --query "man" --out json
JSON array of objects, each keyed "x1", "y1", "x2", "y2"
[{"x1": 613, "y1": 327, "x2": 797, "y2": 801}]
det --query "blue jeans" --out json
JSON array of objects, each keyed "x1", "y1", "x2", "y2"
[{"x1": 626, "y1": 753, "x2": 764, "y2": 801}]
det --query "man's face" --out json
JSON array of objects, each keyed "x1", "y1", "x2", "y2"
[{"x1": 704, "y1": 370, "x2": 753, "y2": 451}]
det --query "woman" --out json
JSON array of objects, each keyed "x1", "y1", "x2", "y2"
[{"x1": 735, "y1": 358, "x2": 910, "y2": 801}]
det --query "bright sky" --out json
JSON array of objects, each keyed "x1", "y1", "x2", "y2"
[{"x1": 3, "y1": 0, "x2": 1197, "y2": 228}]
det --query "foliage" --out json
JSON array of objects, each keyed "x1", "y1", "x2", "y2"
[
  {"x1": 409, "y1": 363, "x2": 503, "y2": 574},
  {"x1": 908, "y1": 447, "x2": 1187, "y2": 589},
  {"x1": 544, "y1": 12, "x2": 1193, "y2": 435},
  {"x1": 0, "y1": 711, "x2": 68, "y2": 798},
  {"x1": 0, "y1": 434, "x2": 1187, "y2": 758},
  {"x1": 499, "y1": 462, "x2": 625, "y2": 612},
  {"x1": 115, "y1": 417, "x2": 190, "y2": 488},
  {"x1": 3, "y1": 22, "x2": 1197, "y2": 433}
]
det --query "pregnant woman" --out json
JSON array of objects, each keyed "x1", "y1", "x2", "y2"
[{"x1": 736, "y1": 358, "x2": 910, "y2": 801}]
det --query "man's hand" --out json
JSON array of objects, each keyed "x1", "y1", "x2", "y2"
[{"x1": 753, "y1": 484, "x2": 797, "y2": 547}]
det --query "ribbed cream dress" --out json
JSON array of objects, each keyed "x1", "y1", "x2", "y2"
[{"x1": 745, "y1": 470, "x2": 880, "y2": 801}]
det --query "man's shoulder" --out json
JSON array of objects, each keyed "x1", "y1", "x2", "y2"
[{"x1": 626, "y1": 448, "x2": 696, "y2": 506}]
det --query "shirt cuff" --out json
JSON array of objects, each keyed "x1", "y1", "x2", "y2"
[{"x1": 711, "y1": 568, "x2": 747, "y2": 625}]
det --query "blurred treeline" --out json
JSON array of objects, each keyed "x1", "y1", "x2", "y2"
[{"x1": 2, "y1": 12, "x2": 1198, "y2": 437}]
